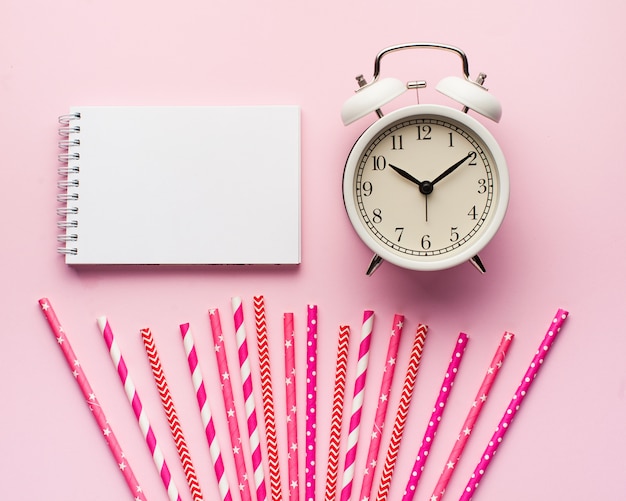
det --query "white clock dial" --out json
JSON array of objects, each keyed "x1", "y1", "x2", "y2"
[{"x1": 343, "y1": 105, "x2": 509, "y2": 271}]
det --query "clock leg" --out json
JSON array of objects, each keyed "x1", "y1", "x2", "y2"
[
  {"x1": 366, "y1": 254, "x2": 384, "y2": 276},
  {"x1": 469, "y1": 254, "x2": 486, "y2": 273}
]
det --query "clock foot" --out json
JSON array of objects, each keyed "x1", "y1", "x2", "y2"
[
  {"x1": 469, "y1": 254, "x2": 486, "y2": 273},
  {"x1": 366, "y1": 254, "x2": 384, "y2": 276}
]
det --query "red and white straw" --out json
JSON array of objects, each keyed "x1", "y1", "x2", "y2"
[{"x1": 284, "y1": 312, "x2": 299, "y2": 501}]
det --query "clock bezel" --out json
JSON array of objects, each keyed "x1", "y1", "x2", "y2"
[{"x1": 342, "y1": 104, "x2": 509, "y2": 271}]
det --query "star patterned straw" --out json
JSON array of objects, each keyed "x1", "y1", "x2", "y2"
[
  {"x1": 180, "y1": 323, "x2": 232, "y2": 501},
  {"x1": 429, "y1": 331, "x2": 514, "y2": 501},
  {"x1": 283, "y1": 312, "x2": 299, "y2": 501},
  {"x1": 305, "y1": 304, "x2": 318, "y2": 501},
  {"x1": 231, "y1": 296, "x2": 267, "y2": 501},
  {"x1": 97, "y1": 316, "x2": 182, "y2": 501},
  {"x1": 401, "y1": 332, "x2": 468, "y2": 501},
  {"x1": 340, "y1": 309, "x2": 374, "y2": 501},
  {"x1": 38, "y1": 299, "x2": 147, "y2": 501},
  {"x1": 208, "y1": 308, "x2": 253, "y2": 501},
  {"x1": 358, "y1": 314, "x2": 405, "y2": 501},
  {"x1": 459, "y1": 309, "x2": 569, "y2": 500}
]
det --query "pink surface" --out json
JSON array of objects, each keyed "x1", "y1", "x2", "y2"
[{"x1": 4, "y1": 1, "x2": 626, "y2": 500}]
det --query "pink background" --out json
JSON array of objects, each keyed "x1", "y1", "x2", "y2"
[{"x1": 3, "y1": 1, "x2": 625, "y2": 500}]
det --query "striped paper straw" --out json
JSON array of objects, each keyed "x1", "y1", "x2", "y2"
[
  {"x1": 358, "y1": 314, "x2": 405, "y2": 501},
  {"x1": 231, "y1": 297, "x2": 267, "y2": 501},
  {"x1": 375, "y1": 324, "x2": 428, "y2": 501},
  {"x1": 460, "y1": 309, "x2": 569, "y2": 500},
  {"x1": 141, "y1": 328, "x2": 203, "y2": 501},
  {"x1": 38, "y1": 299, "x2": 147, "y2": 501},
  {"x1": 402, "y1": 332, "x2": 468, "y2": 501},
  {"x1": 339, "y1": 309, "x2": 374, "y2": 501},
  {"x1": 305, "y1": 304, "x2": 318, "y2": 501},
  {"x1": 430, "y1": 331, "x2": 514, "y2": 500},
  {"x1": 180, "y1": 323, "x2": 232, "y2": 501},
  {"x1": 253, "y1": 296, "x2": 282, "y2": 501},
  {"x1": 208, "y1": 308, "x2": 253, "y2": 501},
  {"x1": 284, "y1": 312, "x2": 299, "y2": 500},
  {"x1": 324, "y1": 325, "x2": 351, "y2": 501},
  {"x1": 97, "y1": 316, "x2": 182, "y2": 501}
]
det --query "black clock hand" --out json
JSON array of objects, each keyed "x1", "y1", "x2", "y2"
[
  {"x1": 431, "y1": 152, "x2": 474, "y2": 186},
  {"x1": 389, "y1": 164, "x2": 423, "y2": 188}
]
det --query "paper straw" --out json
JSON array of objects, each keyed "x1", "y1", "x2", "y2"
[
  {"x1": 305, "y1": 304, "x2": 318, "y2": 501},
  {"x1": 358, "y1": 314, "x2": 405, "y2": 501},
  {"x1": 284, "y1": 312, "x2": 299, "y2": 500},
  {"x1": 97, "y1": 316, "x2": 182, "y2": 501},
  {"x1": 38, "y1": 299, "x2": 147, "y2": 501},
  {"x1": 460, "y1": 309, "x2": 569, "y2": 500},
  {"x1": 323, "y1": 325, "x2": 351, "y2": 501},
  {"x1": 402, "y1": 332, "x2": 468, "y2": 501},
  {"x1": 339, "y1": 309, "x2": 374, "y2": 501},
  {"x1": 141, "y1": 328, "x2": 204, "y2": 501},
  {"x1": 253, "y1": 295, "x2": 282, "y2": 501},
  {"x1": 180, "y1": 323, "x2": 232, "y2": 501},
  {"x1": 375, "y1": 324, "x2": 428, "y2": 501},
  {"x1": 430, "y1": 331, "x2": 514, "y2": 501},
  {"x1": 208, "y1": 308, "x2": 253, "y2": 501},
  {"x1": 231, "y1": 297, "x2": 268, "y2": 501}
]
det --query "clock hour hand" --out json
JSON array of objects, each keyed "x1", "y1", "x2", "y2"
[
  {"x1": 389, "y1": 164, "x2": 423, "y2": 187},
  {"x1": 431, "y1": 152, "x2": 474, "y2": 186}
]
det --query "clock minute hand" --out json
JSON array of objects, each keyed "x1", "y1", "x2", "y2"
[
  {"x1": 431, "y1": 152, "x2": 474, "y2": 186},
  {"x1": 389, "y1": 164, "x2": 423, "y2": 187}
]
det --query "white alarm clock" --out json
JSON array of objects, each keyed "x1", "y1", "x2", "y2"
[{"x1": 341, "y1": 43, "x2": 509, "y2": 275}]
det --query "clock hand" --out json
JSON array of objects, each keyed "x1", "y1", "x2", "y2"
[
  {"x1": 389, "y1": 164, "x2": 423, "y2": 187},
  {"x1": 431, "y1": 152, "x2": 474, "y2": 186},
  {"x1": 390, "y1": 164, "x2": 431, "y2": 220}
]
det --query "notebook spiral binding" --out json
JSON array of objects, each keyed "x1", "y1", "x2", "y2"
[{"x1": 57, "y1": 112, "x2": 81, "y2": 256}]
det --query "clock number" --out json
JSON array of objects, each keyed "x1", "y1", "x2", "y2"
[
  {"x1": 395, "y1": 227, "x2": 404, "y2": 242},
  {"x1": 468, "y1": 151, "x2": 477, "y2": 166},
  {"x1": 391, "y1": 135, "x2": 404, "y2": 150},
  {"x1": 416, "y1": 125, "x2": 432, "y2": 140},
  {"x1": 448, "y1": 132, "x2": 454, "y2": 147},
  {"x1": 421, "y1": 234, "x2": 431, "y2": 250},
  {"x1": 372, "y1": 208, "x2": 383, "y2": 224},
  {"x1": 372, "y1": 155, "x2": 387, "y2": 171},
  {"x1": 450, "y1": 227, "x2": 460, "y2": 242},
  {"x1": 477, "y1": 178, "x2": 487, "y2": 194},
  {"x1": 468, "y1": 205, "x2": 478, "y2": 220},
  {"x1": 362, "y1": 181, "x2": 373, "y2": 197}
]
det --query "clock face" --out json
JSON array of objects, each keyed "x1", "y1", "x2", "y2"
[{"x1": 343, "y1": 105, "x2": 509, "y2": 271}]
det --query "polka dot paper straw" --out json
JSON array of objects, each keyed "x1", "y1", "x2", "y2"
[
  {"x1": 305, "y1": 304, "x2": 318, "y2": 501},
  {"x1": 375, "y1": 324, "x2": 428, "y2": 501},
  {"x1": 97, "y1": 316, "x2": 182, "y2": 501},
  {"x1": 208, "y1": 308, "x2": 253, "y2": 501},
  {"x1": 358, "y1": 314, "x2": 405, "y2": 501},
  {"x1": 401, "y1": 332, "x2": 468, "y2": 501},
  {"x1": 284, "y1": 312, "x2": 299, "y2": 501},
  {"x1": 459, "y1": 309, "x2": 569, "y2": 500},
  {"x1": 429, "y1": 331, "x2": 514, "y2": 501},
  {"x1": 38, "y1": 299, "x2": 147, "y2": 501},
  {"x1": 231, "y1": 296, "x2": 267, "y2": 501},
  {"x1": 340, "y1": 309, "x2": 374, "y2": 501},
  {"x1": 180, "y1": 323, "x2": 232, "y2": 501}
]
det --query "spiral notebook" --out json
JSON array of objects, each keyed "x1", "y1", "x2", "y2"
[{"x1": 57, "y1": 106, "x2": 301, "y2": 265}]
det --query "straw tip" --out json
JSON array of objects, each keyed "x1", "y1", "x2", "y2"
[{"x1": 96, "y1": 316, "x2": 108, "y2": 331}]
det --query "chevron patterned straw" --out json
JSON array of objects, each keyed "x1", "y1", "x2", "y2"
[
  {"x1": 323, "y1": 325, "x2": 351, "y2": 501},
  {"x1": 231, "y1": 296, "x2": 267, "y2": 501},
  {"x1": 284, "y1": 312, "x2": 299, "y2": 501},
  {"x1": 97, "y1": 316, "x2": 182, "y2": 501},
  {"x1": 305, "y1": 304, "x2": 318, "y2": 501},
  {"x1": 460, "y1": 309, "x2": 569, "y2": 500},
  {"x1": 340, "y1": 309, "x2": 374, "y2": 501},
  {"x1": 38, "y1": 299, "x2": 147, "y2": 501},
  {"x1": 375, "y1": 324, "x2": 428, "y2": 501},
  {"x1": 402, "y1": 332, "x2": 468, "y2": 501},
  {"x1": 208, "y1": 308, "x2": 253, "y2": 501},
  {"x1": 180, "y1": 323, "x2": 232, "y2": 501},
  {"x1": 430, "y1": 331, "x2": 514, "y2": 501},
  {"x1": 358, "y1": 314, "x2": 405, "y2": 501},
  {"x1": 253, "y1": 295, "x2": 282, "y2": 501},
  {"x1": 141, "y1": 328, "x2": 203, "y2": 501}
]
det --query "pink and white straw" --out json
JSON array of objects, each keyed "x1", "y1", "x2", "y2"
[
  {"x1": 231, "y1": 296, "x2": 267, "y2": 501},
  {"x1": 401, "y1": 332, "x2": 468, "y2": 501},
  {"x1": 305, "y1": 304, "x2": 318, "y2": 501},
  {"x1": 358, "y1": 314, "x2": 404, "y2": 501},
  {"x1": 208, "y1": 308, "x2": 253, "y2": 501},
  {"x1": 38, "y1": 299, "x2": 147, "y2": 501},
  {"x1": 284, "y1": 312, "x2": 299, "y2": 501},
  {"x1": 340, "y1": 309, "x2": 374, "y2": 501},
  {"x1": 180, "y1": 323, "x2": 232, "y2": 501},
  {"x1": 460, "y1": 309, "x2": 569, "y2": 500},
  {"x1": 430, "y1": 331, "x2": 514, "y2": 500},
  {"x1": 97, "y1": 316, "x2": 182, "y2": 501}
]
